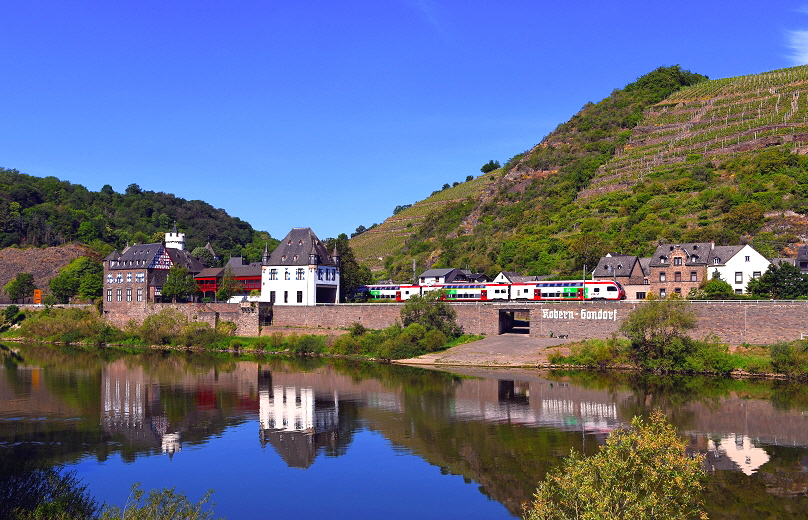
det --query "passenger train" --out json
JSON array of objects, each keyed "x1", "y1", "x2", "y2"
[{"x1": 355, "y1": 279, "x2": 626, "y2": 302}]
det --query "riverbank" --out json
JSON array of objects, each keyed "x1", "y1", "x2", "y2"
[{"x1": 394, "y1": 334, "x2": 572, "y2": 367}]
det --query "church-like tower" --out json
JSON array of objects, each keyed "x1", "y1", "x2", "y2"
[{"x1": 165, "y1": 223, "x2": 186, "y2": 250}]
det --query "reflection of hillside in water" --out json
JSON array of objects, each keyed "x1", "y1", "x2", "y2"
[{"x1": 4, "y1": 345, "x2": 808, "y2": 517}]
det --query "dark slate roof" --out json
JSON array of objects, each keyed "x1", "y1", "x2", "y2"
[
  {"x1": 264, "y1": 228, "x2": 335, "y2": 267},
  {"x1": 166, "y1": 248, "x2": 205, "y2": 274},
  {"x1": 639, "y1": 257, "x2": 652, "y2": 276},
  {"x1": 104, "y1": 250, "x2": 120, "y2": 262},
  {"x1": 195, "y1": 267, "x2": 223, "y2": 278},
  {"x1": 797, "y1": 246, "x2": 808, "y2": 263},
  {"x1": 495, "y1": 271, "x2": 540, "y2": 283},
  {"x1": 149, "y1": 270, "x2": 169, "y2": 287},
  {"x1": 649, "y1": 243, "x2": 713, "y2": 267},
  {"x1": 771, "y1": 257, "x2": 796, "y2": 266},
  {"x1": 225, "y1": 263, "x2": 262, "y2": 278},
  {"x1": 708, "y1": 245, "x2": 745, "y2": 266},
  {"x1": 418, "y1": 268, "x2": 464, "y2": 282},
  {"x1": 593, "y1": 255, "x2": 638, "y2": 278},
  {"x1": 108, "y1": 243, "x2": 164, "y2": 269}
]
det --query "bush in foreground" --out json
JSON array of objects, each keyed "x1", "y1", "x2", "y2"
[
  {"x1": 524, "y1": 409, "x2": 707, "y2": 520},
  {"x1": 98, "y1": 483, "x2": 216, "y2": 520}
]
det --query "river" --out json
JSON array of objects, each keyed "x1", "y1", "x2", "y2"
[{"x1": 2, "y1": 343, "x2": 808, "y2": 518}]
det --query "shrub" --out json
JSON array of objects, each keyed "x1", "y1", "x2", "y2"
[
  {"x1": 400, "y1": 291, "x2": 462, "y2": 338},
  {"x1": 565, "y1": 338, "x2": 623, "y2": 369},
  {"x1": 421, "y1": 329, "x2": 447, "y2": 352},
  {"x1": 268, "y1": 332, "x2": 285, "y2": 350},
  {"x1": 769, "y1": 341, "x2": 808, "y2": 375},
  {"x1": 619, "y1": 298, "x2": 697, "y2": 366},
  {"x1": 284, "y1": 333, "x2": 299, "y2": 351},
  {"x1": 348, "y1": 321, "x2": 367, "y2": 336},
  {"x1": 525, "y1": 409, "x2": 707, "y2": 520},
  {"x1": 331, "y1": 334, "x2": 361, "y2": 355},
  {"x1": 179, "y1": 322, "x2": 218, "y2": 347},
  {"x1": 98, "y1": 483, "x2": 216, "y2": 520},
  {"x1": 17, "y1": 308, "x2": 109, "y2": 343},
  {"x1": 291, "y1": 335, "x2": 326, "y2": 355},
  {"x1": 139, "y1": 308, "x2": 188, "y2": 345},
  {"x1": 252, "y1": 337, "x2": 269, "y2": 351},
  {"x1": 216, "y1": 321, "x2": 237, "y2": 337}
]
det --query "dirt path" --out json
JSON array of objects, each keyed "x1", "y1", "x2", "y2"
[{"x1": 394, "y1": 334, "x2": 573, "y2": 367}]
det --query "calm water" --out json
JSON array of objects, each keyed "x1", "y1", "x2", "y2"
[{"x1": 2, "y1": 344, "x2": 808, "y2": 518}]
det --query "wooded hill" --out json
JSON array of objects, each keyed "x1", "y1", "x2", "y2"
[
  {"x1": 352, "y1": 65, "x2": 808, "y2": 281},
  {"x1": 0, "y1": 171, "x2": 275, "y2": 262}
]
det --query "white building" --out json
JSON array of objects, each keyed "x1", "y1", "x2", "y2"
[
  {"x1": 259, "y1": 227, "x2": 340, "y2": 305},
  {"x1": 708, "y1": 244, "x2": 770, "y2": 294}
]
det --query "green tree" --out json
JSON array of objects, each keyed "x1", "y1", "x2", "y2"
[
  {"x1": 746, "y1": 262, "x2": 808, "y2": 299},
  {"x1": 701, "y1": 269, "x2": 735, "y2": 299},
  {"x1": 619, "y1": 297, "x2": 697, "y2": 365},
  {"x1": 480, "y1": 160, "x2": 500, "y2": 173},
  {"x1": 77, "y1": 220, "x2": 99, "y2": 242},
  {"x1": 48, "y1": 256, "x2": 103, "y2": 303},
  {"x1": 49, "y1": 269, "x2": 80, "y2": 303},
  {"x1": 400, "y1": 290, "x2": 462, "y2": 338},
  {"x1": 327, "y1": 233, "x2": 371, "y2": 302},
  {"x1": 161, "y1": 265, "x2": 198, "y2": 303},
  {"x1": 4, "y1": 272, "x2": 35, "y2": 303},
  {"x1": 525, "y1": 409, "x2": 707, "y2": 520},
  {"x1": 216, "y1": 266, "x2": 242, "y2": 302},
  {"x1": 191, "y1": 246, "x2": 216, "y2": 268}
]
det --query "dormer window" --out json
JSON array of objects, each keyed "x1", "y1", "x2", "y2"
[
  {"x1": 281, "y1": 255, "x2": 286, "y2": 261},
  {"x1": 298, "y1": 240, "x2": 303, "y2": 245},
  {"x1": 691, "y1": 255, "x2": 698, "y2": 262},
  {"x1": 713, "y1": 258, "x2": 720, "y2": 264},
  {"x1": 659, "y1": 256, "x2": 666, "y2": 263},
  {"x1": 287, "y1": 240, "x2": 292, "y2": 245}
]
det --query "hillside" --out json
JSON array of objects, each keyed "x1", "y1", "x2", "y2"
[
  {"x1": 0, "y1": 170, "x2": 274, "y2": 261},
  {"x1": 0, "y1": 244, "x2": 95, "y2": 303},
  {"x1": 352, "y1": 65, "x2": 808, "y2": 281}
]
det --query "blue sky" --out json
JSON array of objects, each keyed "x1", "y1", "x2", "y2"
[{"x1": 2, "y1": 1, "x2": 808, "y2": 240}]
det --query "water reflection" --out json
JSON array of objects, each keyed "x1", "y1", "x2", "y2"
[{"x1": 2, "y1": 344, "x2": 808, "y2": 518}]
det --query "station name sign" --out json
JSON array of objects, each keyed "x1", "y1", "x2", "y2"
[{"x1": 541, "y1": 308, "x2": 618, "y2": 321}]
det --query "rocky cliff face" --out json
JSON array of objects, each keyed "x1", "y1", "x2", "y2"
[{"x1": 0, "y1": 244, "x2": 95, "y2": 303}]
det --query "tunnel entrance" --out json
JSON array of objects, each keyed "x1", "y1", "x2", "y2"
[{"x1": 498, "y1": 309, "x2": 530, "y2": 335}]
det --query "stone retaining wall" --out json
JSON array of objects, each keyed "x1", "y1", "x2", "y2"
[{"x1": 99, "y1": 300, "x2": 808, "y2": 346}]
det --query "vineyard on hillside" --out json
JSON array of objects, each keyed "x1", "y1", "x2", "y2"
[{"x1": 584, "y1": 66, "x2": 808, "y2": 198}]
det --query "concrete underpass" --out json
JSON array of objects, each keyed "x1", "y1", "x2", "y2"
[{"x1": 497, "y1": 308, "x2": 531, "y2": 335}]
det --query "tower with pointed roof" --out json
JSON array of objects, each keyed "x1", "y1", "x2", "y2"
[
  {"x1": 259, "y1": 227, "x2": 340, "y2": 305},
  {"x1": 165, "y1": 223, "x2": 185, "y2": 250}
]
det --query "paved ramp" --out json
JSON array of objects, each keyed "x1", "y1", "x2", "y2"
[{"x1": 395, "y1": 334, "x2": 571, "y2": 367}]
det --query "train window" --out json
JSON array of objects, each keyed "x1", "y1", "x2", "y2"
[{"x1": 607, "y1": 286, "x2": 617, "y2": 291}]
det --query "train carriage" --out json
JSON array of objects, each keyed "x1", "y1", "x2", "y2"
[
  {"x1": 534, "y1": 279, "x2": 626, "y2": 301},
  {"x1": 353, "y1": 278, "x2": 626, "y2": 303}
]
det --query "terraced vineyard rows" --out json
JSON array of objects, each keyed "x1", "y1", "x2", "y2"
[{"x1": 582, "y1": 65, "x2": 808, "y2": 197}]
